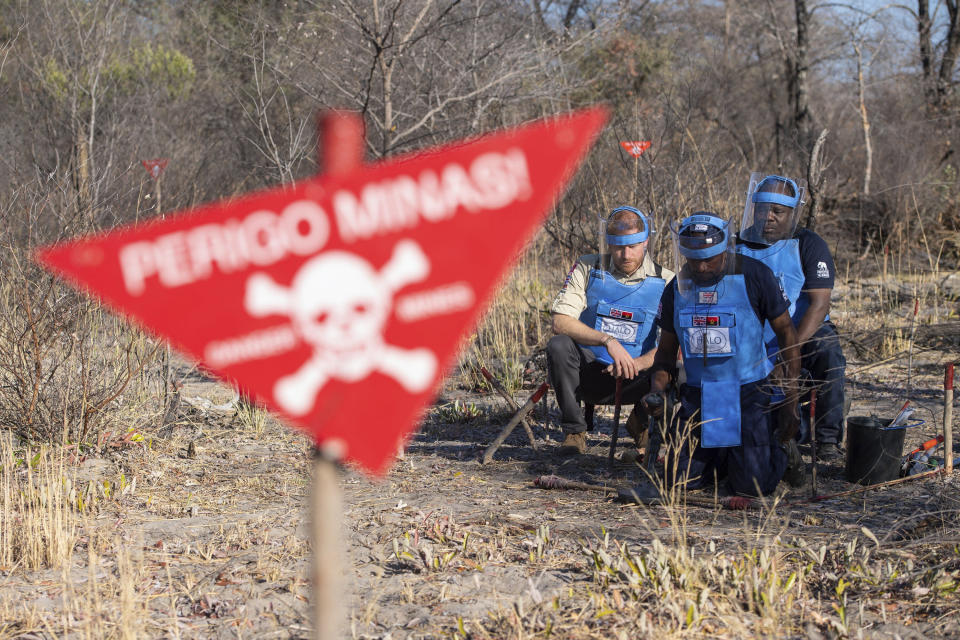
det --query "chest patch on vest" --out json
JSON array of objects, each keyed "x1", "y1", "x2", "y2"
[
  {"x1": 687, "y1": 327, "x2": 732, "y2": 354},
  {"x1": 698, "y1": 291, "x2": 718, "y2": 304},
  {"x1": 609, "y1": 308, "x2": 633, "y2": 320},
  {"x1": 599, "y1": 317, "x2": 639, "y2": 343},
  {"x1": 692, "y1": 315, "x2": 720, "y2": 327}
]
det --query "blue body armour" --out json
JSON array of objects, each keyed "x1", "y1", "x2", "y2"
[
  {"x1": 737, "y1": 239, "x2": 803, "y2": 352},
  {"x1": 674, "y1": 274, "x2": 773, "y2": 448},
  {"x1": 579, "y1": 261, "x2": 666, "y2": 366},
  {"x1": 737, "y1": 238, "x2": 829, "y2": 352}
]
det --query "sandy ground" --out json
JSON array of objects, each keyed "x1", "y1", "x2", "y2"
[{"x1": 1, "y1": 276, "x2": 959, "y2": 638}]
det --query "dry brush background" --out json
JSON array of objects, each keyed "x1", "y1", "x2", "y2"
[{"x1": 0, "y1": 1, "x2": 959, "y2": 638}]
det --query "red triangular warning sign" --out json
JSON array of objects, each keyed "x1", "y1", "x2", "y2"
[
  {"x1": 620, "y1": 141, "x2": 651, "y2": 157},
  {"x1": 141, "y1": 158, "x2": 169, "y2": 179},
  {"x1": 37, "y1": 108, "x2": 607, "y2": 475}
]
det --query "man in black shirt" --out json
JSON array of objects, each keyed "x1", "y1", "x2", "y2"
[
  {"x1": 736, "y1": 174, "x2": 847, "y2": 459},
  {"x1": 621, "y1": 213, "x2": 800, "y2": 499}
]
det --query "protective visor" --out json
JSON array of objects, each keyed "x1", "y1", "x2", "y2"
[{"x1": 752, "y1": 176, "x2": 802, "y2": 208}]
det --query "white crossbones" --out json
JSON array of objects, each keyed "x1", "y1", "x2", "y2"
[{"x1": 244, "y1": 239, "x2": 438, "y2": 415}]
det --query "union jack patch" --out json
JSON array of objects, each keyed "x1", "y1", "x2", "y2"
[
  {"x1": 698, "y1": 291, "x2": 718, "y2": 304},
  {"x1": 692, "y1": 315, "x2": 720, "y2": 327},
  {"x1": 609, "y1": 308, "x2": 633, "y2": 320}
]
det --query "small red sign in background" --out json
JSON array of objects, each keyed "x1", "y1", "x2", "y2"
[
  {"x1": 37, "y1": 109, "x2": 607, "y2": 475},
  {"x1": 620, "y1": 141, "x2": 651, "y2": 157},
  {"x1": 141, "y1": 158, "x2": 169, "y2": 179}
]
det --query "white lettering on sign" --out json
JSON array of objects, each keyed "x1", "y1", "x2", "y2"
[
  {"x1": 119, "y1": 201, "x2": 330, "y2": 295},
  {"x1": 333, "y1": 149, "x2": 532, "y2": 243},
  {"x1": 204, "y1": 324, "x2": 298, "y2": 368},
  {"x1": 118, "y1": 150, "x2": 528, "y2": 296},
  {"x1": 394, "y1": 282, "x2": 475, "y2": 322}
]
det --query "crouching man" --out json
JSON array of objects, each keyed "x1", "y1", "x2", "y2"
[
  {"x1": 547, "y1": 206, "x2": 674, "y2": 457},
  {"x1": 622, "y1": 213, "x2": 800, "y2": 499},
  {"x1": 735, "y1": 173, "x2": 847, "y2": 459}
]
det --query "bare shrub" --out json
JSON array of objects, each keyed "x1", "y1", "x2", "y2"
[{"x1": 0, "y1": 179, "x2": 159, "y2": 446}]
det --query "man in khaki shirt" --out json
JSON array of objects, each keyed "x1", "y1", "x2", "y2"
[{"x1": 547, "y1": 206, "x2": 674, "y2": 456}]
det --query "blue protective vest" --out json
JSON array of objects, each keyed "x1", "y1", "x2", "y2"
[
  {"x1": 674, "y1": 273, "x2": 773, "y2": 447},
  {"x1": 578, "y1": 260, "x2": 666, "y2": 365},
  {"x1": 737, "y1": 238, "x2": 829, "y2": 339},
  {"x1": 737, "y1": 239, "x2": 803, "y2": 351}
]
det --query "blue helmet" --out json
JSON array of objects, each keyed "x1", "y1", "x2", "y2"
[
  {"x1": 676, "y1": 213, "x2": 729, "y2": 259},
  {"x1": 603, "y1": 206, "x2": 652, "y2": 245}
]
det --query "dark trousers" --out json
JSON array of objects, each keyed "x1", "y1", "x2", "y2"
[
  {"x1": 545, "y1": 334, "x2": 651, "y2": 435},
  {"x1": 663, "y1": 380, "x2": 786, "y2": 497},
  {"x1": 798, "y1": 322, "x2": 846, "y2": 445}
]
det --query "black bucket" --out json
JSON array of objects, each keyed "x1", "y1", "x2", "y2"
[{"x1": 845, "y1": 416, "x2": 906, "y2": 485}]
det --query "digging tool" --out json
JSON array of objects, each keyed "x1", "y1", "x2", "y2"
[
  {"x1": 802, "y1": 461, "x2": 958, "y2": 504},
  {"x1": 810, "y1": 390, "x2": 818, "y2": 498},
  {"x1": 480, "y1": 367, "x2": 538, "y2": 450},
  {"x1": 904, "y1": 434, "x2": 943, "y2": 460},
  {"x1": 945, "y1": 363, "x2": 955, "y2": 474},
  {"x1": 608, "y1": 378, "x2": 623, "y2": 470},
  {"x1": 902, "y1": 434, "x2": 943, "y2": 475},
  {"x1": 482, "y1": 382, "x2": 549, "y2": 464},
  {"x1": 889, "y1": 400, "x2": 913, "y2": 428},
  {"x1": 534, "y1": 474, "x2": 617, "y2": 493}
]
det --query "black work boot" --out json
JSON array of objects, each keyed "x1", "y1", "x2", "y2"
[{"x1": 817, "y1": 442, "x2": 842, "y2": 461}]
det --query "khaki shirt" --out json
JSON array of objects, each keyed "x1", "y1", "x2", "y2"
[{"x1": 550, "y1": 254, "x2": 675, "y2": 319}]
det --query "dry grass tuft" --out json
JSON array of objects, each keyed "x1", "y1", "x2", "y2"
[{"x1": 0, "y1": 432, "x2": 78, "y2": 572}]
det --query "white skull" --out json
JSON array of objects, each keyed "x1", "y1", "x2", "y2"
[
  {"x1": 288, "y1": 252, "x2": 390, "y2": 351},
  {"x1": 242, "y1": 239, "x2": 437, "y2": 415}
]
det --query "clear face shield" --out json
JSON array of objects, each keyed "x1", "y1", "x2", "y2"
[
  {"x1": 670, "y1": 213, "x2": 735, "y2": 299},
  {"x1": 739, "y1": 173, "x2": 806, "y2": 245},
  {"x1": 597, "y1": 206, "x2": 652, "y2": 279}
]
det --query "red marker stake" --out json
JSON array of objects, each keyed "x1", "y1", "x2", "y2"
[
  {"x1": 482, "y1": 382, "x2": 549, "y2": 464},
  {"x1": 945, "y1": 363, "x2": 955, "y2": 474},
  {"x1": 480, "y1": 367, "x2": 538, "y2": 449}
]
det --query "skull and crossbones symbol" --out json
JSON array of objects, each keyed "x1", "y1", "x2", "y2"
[{"x1": 244, "y1": 239, "x2": 438, "y2": 416}]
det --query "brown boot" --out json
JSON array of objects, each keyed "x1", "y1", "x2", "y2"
[
  {"x1": 558, "y1": 432, "x2": 587, "y2": 456},
  {"x1": 625, "y1": 407, "x2": 649, "y2": 452}
]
